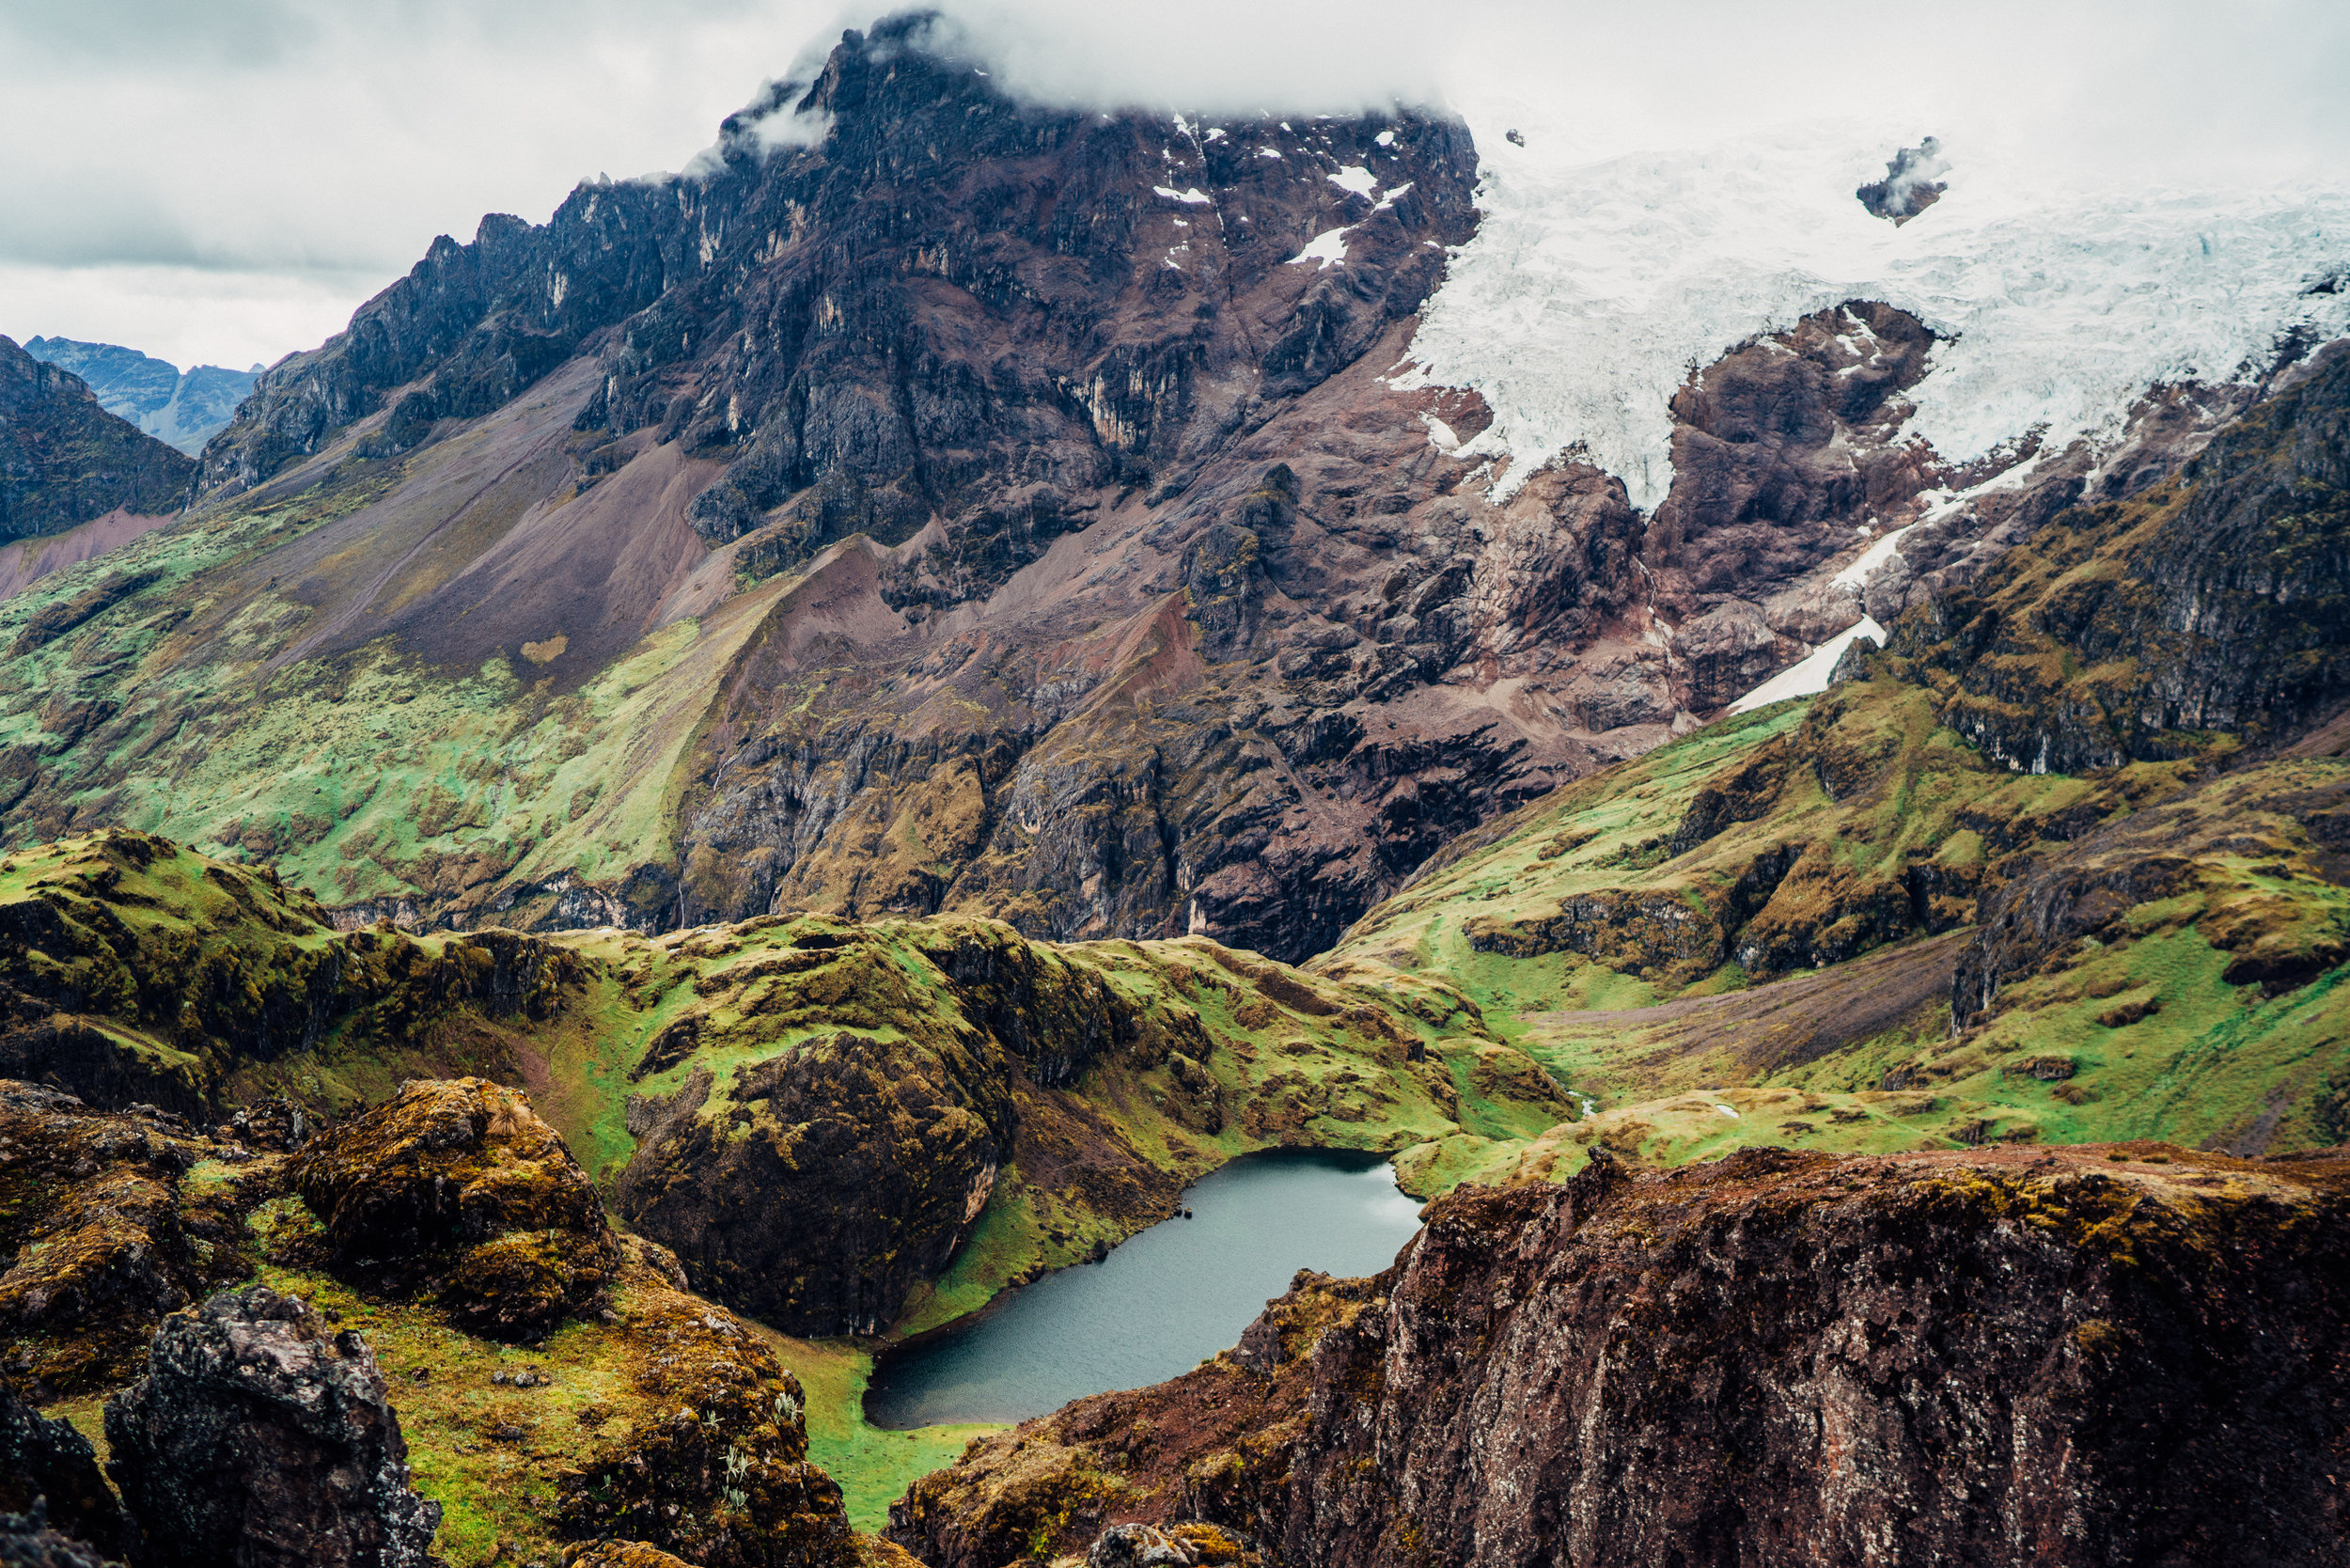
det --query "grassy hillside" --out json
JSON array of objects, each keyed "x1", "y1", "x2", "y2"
[{"x1": 1323, "y1": 448, "x2": 2350, "y2": 1167}]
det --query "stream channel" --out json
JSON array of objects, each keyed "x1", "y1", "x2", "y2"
[{"x1": 864, "y1": 1148, "x2": 1424, "y2": 1428}]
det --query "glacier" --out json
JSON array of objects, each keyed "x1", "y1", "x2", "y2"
[{"x1": 1397, "y1": 118, "x2": 2350, "y2": 512}]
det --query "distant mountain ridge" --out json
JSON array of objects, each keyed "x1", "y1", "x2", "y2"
[
  {"x1": 0, "y1": 334, "x2": 193, "y2": 546},
  {"x1": 21, "y1": 336, "x2": 258, "y2": 456}
]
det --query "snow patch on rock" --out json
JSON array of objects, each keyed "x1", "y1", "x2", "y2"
[
  {"x1": 1730, "y1": 616, "x2": 1886, "y2": 714},
  {"x1": 1290, "y1": 227, "x2": 1354, "y2": 268}
]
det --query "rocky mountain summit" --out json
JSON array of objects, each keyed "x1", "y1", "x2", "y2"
[{"x1": 0, "y1": 17, "x2": 2254, "y2": 965}]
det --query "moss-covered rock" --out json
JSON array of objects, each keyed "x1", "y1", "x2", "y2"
[
  {"x1": 0, "y1": 1082, "x2": 258, "y2": 1397},
  {"x1": 292, "y1": 1078, "x2": 621, "y2": 1340},
  {"x1": 566, "y1": 1544, "x2": 700, "y2": 1568},
  {"x1": 0, "y1": 830, "x2": 586, "y2": 1120}
]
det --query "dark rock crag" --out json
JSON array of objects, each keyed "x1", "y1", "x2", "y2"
[
  {"x1": 104, "y1": 1285, "x2": 441, "y2": 1568},
  {"x1": 0, "y1": 1374, "x2": 123, "y2": 1556},
  {"x1": 892, "y1": 1144, "x2": 2350, "y2": 1568}
]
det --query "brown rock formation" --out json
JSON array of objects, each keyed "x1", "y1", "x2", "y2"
[
  {"x1": 891, "y1": 1144, "x2": 2350, "y2": 1568},
  {"x1": 103, "y1": 1285, "x2": 440, "y2": 1568},
  {"x1": 291, "y1": 1077, "x2": 621, "y2": 1339}
]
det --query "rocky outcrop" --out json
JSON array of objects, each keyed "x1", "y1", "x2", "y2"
[
  {"x1": 0, "y1": 1082, "x2": 257, "y2": 1397},
  {"x1": 1889, "y1": 340, "x2": 2350, "y2": 773},
  {"x1": 292, "y1": 1077, "x2": 621, "y2": 1339},
  {"x1": 551, "y1": 1260, "x2": 856, "y2": 1568},
  {"x1": 0, "y1": 1375, "x2": 123, "y2": 1556},
  {"x1": 104, "y1": 1285, "x2": 440, "y2": 1568},
  {"x1": 0, "y1": 337, "x2": 192, "y2": 546},
  {"x1": 894, "y1": 1144, "x2": 2350, "y2": 1568},
  {"x1": 0, "y1": 1500, "x2": 117, "y2": 1568},
  {"x1": 1086, "y1": 1523, "x2": 1261, "y2": 1568},
  {"x1": 565, "y1": 1546, "x2": 700, "y2": 1568},
  {"x1": 1951, "y1": 761, "x2": 2350, "y2": 1032}
]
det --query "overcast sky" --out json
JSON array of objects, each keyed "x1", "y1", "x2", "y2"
[{"x1": 4, "y1": 0, "x2": 2346, "y2": 372}]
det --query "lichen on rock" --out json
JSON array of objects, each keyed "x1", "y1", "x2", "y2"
[{"x1": 103, "y1": 1284, "x2": 441, "y2": 1568}]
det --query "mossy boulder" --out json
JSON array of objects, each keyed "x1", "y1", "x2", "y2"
[
  {"x1": 566, "y1": 1544, "x2": 701, "y2": 1568},
  {"x1": 0, "y1": 1081, "x2": 258, "y2": 1396},
  {"x1": 292, "y1": 1078, "x2": 620, "y2": 1340},
  {"x1": 552, "y1": 1260, "x2": 856, "y2": 1568}
]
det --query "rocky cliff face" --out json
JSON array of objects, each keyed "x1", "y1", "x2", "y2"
[
  {"x1": 0, "y1": 337, "x2": 193, "y2": 545},
  {"x1": 893, "y1": 1143, "x2": 2350, "y2": 1568},
  {"x1": 1889, "y1": 339, "x2": 2350, "y2": 773}
]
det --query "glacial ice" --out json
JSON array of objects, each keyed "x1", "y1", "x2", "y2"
[{"x1": 1397, "y1": 120, "x2": 2350, "y2": 511}]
